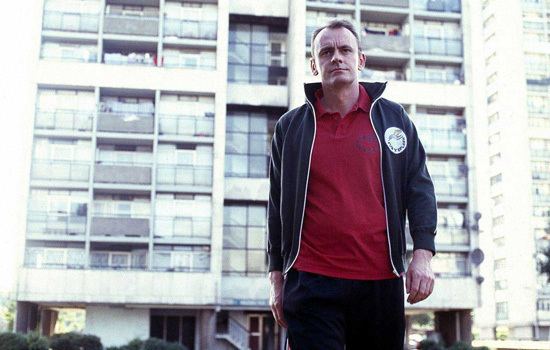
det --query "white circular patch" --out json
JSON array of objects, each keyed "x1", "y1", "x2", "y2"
[{"x1": 384, "y1": 127, "x2": 407, "y2": 154}]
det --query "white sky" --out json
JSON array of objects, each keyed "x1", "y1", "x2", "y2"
[{"x1": 0, "y1": 2, "x2": 39, "y2": 295}]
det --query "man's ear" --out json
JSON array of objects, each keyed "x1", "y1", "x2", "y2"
[
  {"x1": 358, "y1": 52, "x2": 366, "y2": 70},
  {"x1": 310, "y1": 57, "x2": 318, "y2": 76}
]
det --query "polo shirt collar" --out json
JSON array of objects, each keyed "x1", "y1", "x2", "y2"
[{"x1": 313, "y1": 84, "x2": 372, "y2": 118}]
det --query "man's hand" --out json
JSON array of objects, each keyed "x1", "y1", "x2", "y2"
[
  {"x1": 404, "y1": 249, "x2": 435, "y2": 304},
  {"x1": 269, "y1": 271, "x2": 287, "y2": 328}
]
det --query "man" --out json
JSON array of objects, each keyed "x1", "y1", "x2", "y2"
[{"x1": 267, "y1": 19, "x2": 437, "y2": 349}]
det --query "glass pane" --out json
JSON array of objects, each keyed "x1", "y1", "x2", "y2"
[
  {"x1": 248, "y1": 206, "x2": 266, "y2": 226},
  {"x1": 226, "y1": 132, "x2": 249, "y2": 154},
  {"x1": 223, "y1": 249, "x2": 246, "y2": 272},
  {"x1": 247, "y1": 227, "x2": 266, "y2": 249},
  {"x1": 247, "y1": 251, "x2": 266, "y2": 273},
  {"x1": 225, "y1": 154, "x2": 248, "y2": 177},
  {"x1": 227, "y1": 114, "x2": 249, "y2": 132},
  {"x1": 223, "y1": 226, "x2": 246, "y2": 248},
  {"x1": 249, "y1": 155, "x2": 268, "y2": 177}
]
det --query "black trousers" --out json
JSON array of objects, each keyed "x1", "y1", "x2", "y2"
[{"x1": 282, "y1": 268, "x2": 405, "y2": 350}]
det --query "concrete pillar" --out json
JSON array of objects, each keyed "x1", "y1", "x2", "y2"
[
  {"x1": 434, "y1": 310, "x2": 472, "y2": 347},
  {"x1": 40, "y1": 309, "x2": 58, "y2": 336},
  {"x1": 199, "y1": 309, "x2": 216, "y2": 350},
  {"x1": 287, "y1": 0, "x2": 306, "y2": 109},
  {"x1": 15, "y1": 301, "x2": 39, "y2": 333}
]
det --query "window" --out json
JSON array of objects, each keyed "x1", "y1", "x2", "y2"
[
  {"x1": 493, "y1": 237, "x2": 505, "y2": 248},
  {"x1": 488, "y1": 132, "x2": 501, "y2": 146},
  {"x1": 225, "y1": 111, "x2": 277, "y2": 178},
  {"x1": 429, "y1": 252, "x2": 469, "y2": 277},
  {"x1": 490, "y1": 173, "x2": 502, "y2": 185},
  {"x1": 494, "y1": 258, "x2": 506, "y2": 270},
  {"x1": 487, "y1": 92, "x2": 498, "y2": 104},
  {"x1": 492, "y1": 194, "x2": 504, "y2": 206},
  {"x1": 496, "y1": 302, "x2": 508, "y2": 320},
  {"x1": 228, "y1": 23, "x2": 287, "y2": 85},
  {"x1": 223, "y1": 203, "x2": 267, "y2": 276},
  {"x1": 488, "y1": 112, "x2": 499, "y2": 125},
  {"x1": 150, "y1": 314, "x2": 195, "y2": 350},
  {"x1": 492, "y1": 215, "x2": 504, "y2": 226},
  {"x1": 533, "y1": 206, "x2": 550, "y2": 217},
  {"x1": 495, "y1": 279, "x2": 507, "y2": 290}
]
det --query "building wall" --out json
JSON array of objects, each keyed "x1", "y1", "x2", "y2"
[{"x1": 85, "y1": 305, "x2": 149, "y2": 347}]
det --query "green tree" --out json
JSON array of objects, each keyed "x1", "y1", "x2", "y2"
[{"x1": 0, "y1": 299, "x2": 16, "y2": 332}]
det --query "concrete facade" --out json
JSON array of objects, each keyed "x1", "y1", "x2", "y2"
[{"x1": 17, "y1": 0, "x2": 487, "y2": 349}]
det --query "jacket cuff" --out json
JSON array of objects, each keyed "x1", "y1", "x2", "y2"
[
  {"x1": 268, "y1": 253, "x2": 283, "y2": 272},
  {"x1": 411, "y1": 229, "x2": 436, "y2": 256}
]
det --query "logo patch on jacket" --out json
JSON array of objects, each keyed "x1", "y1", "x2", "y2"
[{"x1": 384, "y1": 127, "x2": 407, "y2": 154}]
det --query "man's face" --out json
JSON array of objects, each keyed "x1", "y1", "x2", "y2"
[{"x1": 310, "y1": 27, "x2": 366, "y2": 89}]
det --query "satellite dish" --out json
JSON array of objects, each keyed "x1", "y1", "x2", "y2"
[{"x1": 470, "y1": 248, "x2": 485, "y2": 266}]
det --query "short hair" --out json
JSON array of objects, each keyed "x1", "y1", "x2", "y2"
[{"x1": 310, "y1": 19, "x2": 362, "y2": 57}]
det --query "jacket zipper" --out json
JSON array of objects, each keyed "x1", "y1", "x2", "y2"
[
  {"x1": 369, "y1": 96, "x2": 400, "y2": 277},
  {"x1": 284, "y1": 99, "x2": 317, "y2": 275}
]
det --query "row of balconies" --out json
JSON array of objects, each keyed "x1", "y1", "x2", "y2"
[
  {"x1": 35, "y1": 109, "x2": 214, "y2": 137},
  {"x1": 24, "y1": 246, "x2": 210, "y2": 272},
  {"x1": 308, "y1": 0, "x2": 461, "y2": 12},
  {"x1": 43, "y1": 10, "x2": 217, "y2": 40}
]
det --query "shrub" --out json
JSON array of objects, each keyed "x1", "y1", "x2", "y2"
[
  {"x1": 50, "y1": 332, "x2": 102, "y2": 350},
  {"x1": 448, "y1": 341, "x2": 472, "y2": 350},
  {"x1": 417, "y1": 339, "x2": 445, "y2": 350},
  {"x1": 143, "y1": 338, "x2": 166, "y2": 350},
  {"x1": 26, "y1": 333, "x2": 48, "y2": 350},
  {"x1": 0, "y1": 332, "x2": 28, "y2": 350},
  {"x1": 105, "y1": 347, "x2": 121, "y2": 350},
  {"x1": 165, "y1": 342, "x2": 187, "y2": 350},
  {"x1": 472, "y1": 347, "x2": 490, "y2": 350},
  {"x1": 125, "y1": 338, "x2": 144, "y2": 350}
]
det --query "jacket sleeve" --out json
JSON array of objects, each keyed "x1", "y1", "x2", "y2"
[
  {"x1": 267, "y1": 120, "x2": 284, "y2": 272},
  {"x1": 403, "y1": 108, "x2": 438, "y2": 256}
]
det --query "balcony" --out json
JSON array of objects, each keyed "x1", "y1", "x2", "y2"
[
  {"x1": 406, "y1": 225, "x2": 469, "y2": 246},
  {"x1": 412, "y1": 68, "x2": 463, "y2": 84},
  {"x1": 216, "y1": 316, "x2": 249, "y2": 350},
  {"x1": 228, "y1": 48, "x2": 288, "y2": 86},
  {"x1": 413, "y1": 0, "x2": 461, "y2": 13},
  {"x1": 417, "y1": 128, "x2": 466, "y2": 154},
  {"x1": 97, "y1": 111, "x2": 154, "y2": 134},
  {"x1": 90, "y1": 250, "x2": 147, "y2": 270},
  {"x1": 361, "y1": 0, "x2": 409, "y2": 7},
  {"x1": 152, "y1": 247, "x2": 210, "y2": 272},
  {"x1": 103, "y1": 14, "x2": 159, "y2": 36},
  {"x1": 42, "y1": 11, "x2": 99, "y2": 33},
  {"x1": 362, "y1": 67, "x2": 406, "y2": 81},
  {"x1": 27, "y1": 212, "x2": 87, "y2": 238},
  {"x1": 414, "y1": 37, "x2": 463, "y2": 57},
  {"x1": 363, "y1": 34, "x2": 410, "y2": 54},
  {"x1": 432, "y1": 175, "x2": 467, "y2": 199},
  {"x1": 162, "y1": 50, "x2": 216, "y2": 70},
  {"x1": 154, "y1": 216, "x2": 211, "y2": 242},
  {"x1": 163, "y1": 19, "x2": 217, "y2": 40},
  {"x1": 31, "y1": 160, "x2": 90, "y2": 183},
  {"x1": 158, "y1": 114, "x2": 214, "y2": 138},
  {"x1": 35, "y1": 109, "x2": 94, "y2": 132},
  {"x1": 24, "y1": 247, "x2": 85, "y2": 270},
  {"x1": 94, "y1": 151, "x2": 153, "y2": 185},
  {"x1": 156, "y1": 165, "x2": 213, "y2": 187},
  {"x1": 41, "y1": 42, "x2": 98, "y2": 63},
  {"x1": 90, "y1": 215, "x2": 150, "y2": 238}
]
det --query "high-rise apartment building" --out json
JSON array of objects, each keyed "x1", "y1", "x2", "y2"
[
  {"x1": 15, "y1": 0, "x2": 485, "y2": 348},
  {"x1": 474, "y1": 0, "x2": 550, "y2": 341}
]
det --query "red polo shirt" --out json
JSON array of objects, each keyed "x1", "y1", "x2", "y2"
[{"x1": 293, "y1": 84, "x2": 396, "y2": 280}]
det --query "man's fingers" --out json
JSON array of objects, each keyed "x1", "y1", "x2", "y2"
[
  {"x1": 407, "y1": 273, "x2": 420, "y2": 303},
  {"x1": 405, "y1": 270, "x2": 411, "y2": 293}
]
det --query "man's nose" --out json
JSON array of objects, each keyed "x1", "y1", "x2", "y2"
[{"x1": 331, "y1": 50, "x2": 343, "y2": 63}]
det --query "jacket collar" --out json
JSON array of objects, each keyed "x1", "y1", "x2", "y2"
[{"x1": 304, "y1": 81, "x2": 387, "y2": 107}]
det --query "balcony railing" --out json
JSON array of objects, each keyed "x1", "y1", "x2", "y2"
[
  {"x1": 91, "y1": 215, "x2": 150, "y2": 237},
  {"x1": 435, "y1": 226, "x2": 469, "y2": 245},
  {"x1": 362, "y1": 68, "x2": 406, "y2": 81},
  {"x1": 24, "y1": 248, "x2": 86, "y2": 269},
  {"x1": 216, "y1": 317, "x2": 250, "y2": 350},
  {"x1": 162, "y1": 54, "x2": 216, "y2": 70},
  {"x1": 164, "y1": 18, "x2": 217, "y2": 40},
  {"x1": 90, "y1": 251, "x2": 147, "y2": 270},
  {"x1": 103, "y1": 14, "x2": 159, "y2": 36},
  {"x1": 413, "y1": 0, "x2": 461, "y2": 13},
  {"x1": 104, "y1": 52, "x2": 156, "y2": 66},
  {"x1": 363, "y1": 34, "x2": 410, "y2": 53},
  {"x1": 42, "y1": 11, "x2": 99, "y2": 33},
  {"x1": 361, "y1": 0, "x2": 409, "y2": 7},
  {"x1": 31, "y1": 160, "x2": 90, "y2": 182},
  {"x1": 417, "y1": 128, "x2": 466, "y2": 152},
  {"x1": 41, "y1": 45, "x2": 98, "y2": 63},
  {"x1": 27, "y1": 212, "x2": 86, "y2": 237},
  {"x1": 35, "y1": 109, "x2": 94, "y2": 131},
  {"x1": 432, "y1": 175, "x2": 467, "y2": 197},
  {"x1": 157, "y1": 165, "x2": 213, "y2": 186},
  {"x1": 414, "y1": 37, "x2": 463, "y2": 56},
  {"x1": 152, "y1": 250, "x2": 210, "y2": 272},
  {"x1": 412, "y1": 70, "x2": 463, "y2": 84},
  {"x1": 308, "y1": 0, "x2": 355, "y2": 4},
  {"x1": 97, "y1": 111, "x2": 154, "y2": 134},
  {"x1": 154, "y1": 216, "x2": 211, "y2": 239},
  {"x1": 158, "y1": 114, "x2": 214, "y2": 137}
]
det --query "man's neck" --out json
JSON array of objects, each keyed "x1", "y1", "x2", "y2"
[{"x1": 319, "y1": 82, "x2": 360, "y2": 118}]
